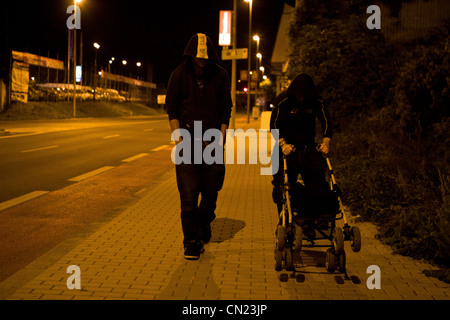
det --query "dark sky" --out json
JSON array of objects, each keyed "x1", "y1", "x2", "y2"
[{"x1": 3, "y1": 0, "x2": 288, "y2": 86}]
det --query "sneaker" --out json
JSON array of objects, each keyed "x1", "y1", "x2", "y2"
[{"x1": 184, "y1": 241, "x2": 204, "y2": 260}]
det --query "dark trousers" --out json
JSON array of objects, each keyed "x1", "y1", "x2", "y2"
[{"x1": 176, "y1": 162, "x2": 225, "y2": 244}]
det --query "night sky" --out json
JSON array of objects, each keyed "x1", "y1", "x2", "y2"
[{"x1": 3, "y1": 0, "x2": 289, "y2": 87}]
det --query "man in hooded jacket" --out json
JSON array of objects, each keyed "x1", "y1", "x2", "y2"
[
  {"x1": 166, "y1": 33, "x2": 232, "y2": 260},
  {"x1": 270, "y1": 73, "x2": 334, "y2": 219}
]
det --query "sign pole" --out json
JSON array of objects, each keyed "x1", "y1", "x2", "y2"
[
  {"x1": 72, "y1": 2, "x2": 77, "y2": 118},
  {"x1": 231, "y1": 0, "x2": 237, "y2": 130}
]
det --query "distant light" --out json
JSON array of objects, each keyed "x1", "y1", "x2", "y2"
[
  {"x1": 136, "y1": 62, "x2": 142, "y2": 67},
  {"x1": 93, "y1": 42, "x2": 100, "y2": 49},
  {"x1": 111, "y1": 57, "x2": 115, "y2": 61},
  {"x1": 253, "y1": 35, "x2": 260, "y2": 41},
  {"x1": 263, "y1": 75, "x2": 267, "y2": 80},
  {"x1": 122, "y1": 60, "x2": 127, "y2": 65},
  {"x1": 243, "y1": 87, "x2": 248, "y2": 92},
  {"x1": 260, "y1": 66, "x2": 265, "y2": 72},
  {"x1": 31, "y1": 77, "x2": 35, "y2": 81},
  {"x1": 98, "y1": 71, "x2": 102, "y2": 76},
  {"x1": 256, "y1": 53, "x2": 262, "y2": 59},
  {"x1": 109, "y1": 60, "x2": 113, "y2": 64}
]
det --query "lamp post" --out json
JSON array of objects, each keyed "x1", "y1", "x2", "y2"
[
  {"x1": 245, "y1": 0, "x2": 252, "y2": 123},
  {"x1": 256, "y1": 52, "x2": 262, "y2": 111},
  {"x1": 72, "y1": 0, "x2": 81, "y2": 118},
  {"x1": 93, "y1": 42, "x2": 100, "y2": 102}
]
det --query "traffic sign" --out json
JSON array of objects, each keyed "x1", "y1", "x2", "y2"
[{"x1": 222, "y1": 48, "x2": 248, "y2": 60}]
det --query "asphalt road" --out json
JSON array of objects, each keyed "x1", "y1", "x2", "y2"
[{"x1": 0, "y1": 116, "x2": 172, "y2": 205}]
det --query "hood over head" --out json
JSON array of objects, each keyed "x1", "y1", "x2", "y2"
[
  {"x1": 286, "y1": 73, "x2": 319, "y2": 101},
  {"x1": 183, "y1": 33, "x2": 219, "y2": 61}
]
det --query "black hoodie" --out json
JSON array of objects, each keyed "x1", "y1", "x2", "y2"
[
  {"x1": 271, "y1": 73, "x2": 332, "y2": 146},
  {"x1": 166, "y1": 33, "x2": 232, "y2": 132}
]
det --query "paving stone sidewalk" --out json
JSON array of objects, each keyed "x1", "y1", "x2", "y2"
[{"x1": 1, "y1": 117, "x2": 448, "y2": 300}]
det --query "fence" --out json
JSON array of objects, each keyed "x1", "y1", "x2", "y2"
[{"x1": 8, "y1": 50, "x2": 156, "y2": 105}]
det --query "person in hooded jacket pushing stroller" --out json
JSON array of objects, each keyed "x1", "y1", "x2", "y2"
[
  {"x1": 271, "y1": 73, "x2": 334, "y2": 223},
  {"x1": 270, "y1": 74, "x2": 361, "y2": 275}
]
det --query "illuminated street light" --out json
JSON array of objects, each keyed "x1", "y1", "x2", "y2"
[
  {"x1": 136, "y1": 62, "x2": 142, "y2": 67},
  {"x1": 122, "y1": 60, "x2": 127, "y2": 65},
  {"x1": 93, "y1": 42, "x2": 100, "y2": 102}
]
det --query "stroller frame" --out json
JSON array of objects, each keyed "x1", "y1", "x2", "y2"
[{"x1": 274, "y1": 151, "x2": 361, "y2": 274}]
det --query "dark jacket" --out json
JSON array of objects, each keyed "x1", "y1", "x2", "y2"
[
  {"x1": 271, "y1": 74, "x2": 333, "y2": 146},
  {"x1": 166, "y1": 33, "x2": 232, "y2": 132}
]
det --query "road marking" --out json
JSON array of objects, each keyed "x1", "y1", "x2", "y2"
[
  {"x1": 21, "y1": 145, "x2": 59, "y2": 153},
  {"x1": 144, "y1": 128, "x2": 154, "y2": 132},
  {"x1": 122, "y1": 153, "x2": 149, "y2": 163},
  {"x1": 0, "y1": 132, "x2": 43, "y2": 139},
  {"x1": 0, "y1": 191, "x2": 49, "y2": 211},
  {"x1": 151, "y1": 145, "x2": 170, "y2": 152},
  {"x1": 68, "y1": 166, "x2": 115, "y2": 182},
  {"x1": 102, "y1": 134, "x2": 120, "y2": 139}
]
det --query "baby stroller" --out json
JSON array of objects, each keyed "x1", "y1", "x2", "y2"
[{"x1": 274, "y1": 150, "x2": 361, "y2": 274}]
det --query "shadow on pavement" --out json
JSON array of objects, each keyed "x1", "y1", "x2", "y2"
[{"x1": 210, "y1": 217, "x2": 246, "y2": 243}]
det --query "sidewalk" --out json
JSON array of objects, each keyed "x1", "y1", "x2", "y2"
[{"x1": 0, "y1": 114, "x2": 448, "y2": 300}]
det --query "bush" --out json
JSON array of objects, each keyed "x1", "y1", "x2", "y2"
[{"x1": 287, "y1": 13, "x2": 394, "y2": 120}]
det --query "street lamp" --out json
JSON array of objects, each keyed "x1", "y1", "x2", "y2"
[
  {"x1": 72, "y1": 0, "x2": 82, "y2": 118},
  {"x1": 93, "y1": 42, "x2": 100, "y2": 101},
  {"x1": 245, "y1": 0, "x2": 253, "y2": 123},
  {"x1": 253, "y1": 35, "x2": 260, "y2": 69}
]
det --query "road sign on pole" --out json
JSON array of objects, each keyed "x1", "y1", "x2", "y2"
[{"x1": 222, "y1": 48, "x2": 248, "y2": 60}]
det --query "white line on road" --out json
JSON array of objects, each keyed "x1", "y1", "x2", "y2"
[
  {"x1": 67, "y1": 166, "x2": 115, "y2": 182},
  {"x1": 21, "y1": 145, "x2": 59, "y2": 153},
  {"x1": 0, "y1": 191, "x2": 49, "y2": 212},
  {"x1": 151, "y1": 145, "x2": 170, "y2": 152},
  {"x1": 102, "y1": 134, "x2": 120, "y2": 139},
  {"x1": 122, "y1": 153, "x2": 149, "y2": 163}
]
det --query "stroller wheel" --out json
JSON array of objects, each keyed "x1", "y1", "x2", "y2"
[
  {"x1": 276, "y1": 225, "x2": 286, "y2": 252},
  {"x1": 285, "y1": 248, "x2": 294, "y2": 271},
  {"x1": 333, "y1": 228, "x2": 344, "y2": 254},
  {"x1": 350, "y1": 226, "x2": 362, "y2": 252},
  {"x1": 337, "y1": 250, "x2": 346, "y2": 273},
  {"x1": 275, "y1": 248, "x2": 283, "y2": 271},
  {"x1": 293, "y1": 224, "x2": 303, "y2": 252},
  {"x1": 325, "y1": 248, "x2": 336, "y2": 273}
]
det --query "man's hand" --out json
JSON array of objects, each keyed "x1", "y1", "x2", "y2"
[
  {"x1": 169, "y1": 119, "x2": 182, "y2": 145},
  {"x1": 281, "y1": 144, "x2": 294, "y2": 156},
  {"x1": 317, "y1": 137, "x2": 331, "y2": 155}
]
